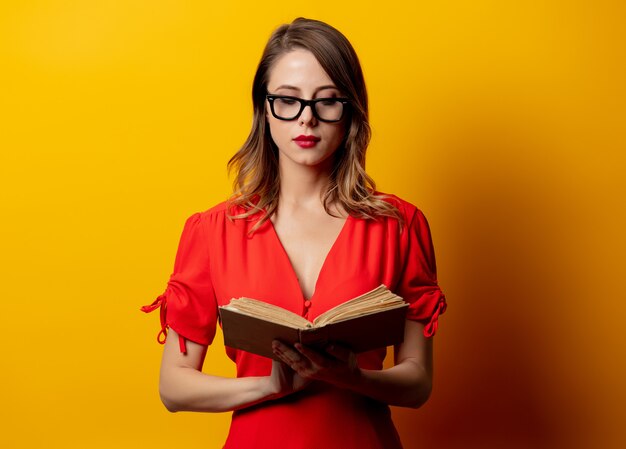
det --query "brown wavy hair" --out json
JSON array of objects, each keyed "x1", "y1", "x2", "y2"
[{"x1": 227, "y1": 17, "x2": 401, "y2": 230}]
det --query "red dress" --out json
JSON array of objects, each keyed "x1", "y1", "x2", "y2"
[{"x1": 143, "y1": 193, "x2": 447, "y2": 449}]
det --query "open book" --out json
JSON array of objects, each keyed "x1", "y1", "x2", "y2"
[{"x1": 218, "y1": 284, "x2": 408, "y2": 360}]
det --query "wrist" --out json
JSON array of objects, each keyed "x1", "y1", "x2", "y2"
[
  {"x1": 339, "y1": 367, "x2": 377, "y2": 397},
  {"x1": 259, "y1": 375, "x2": 279, "y2": 399},
  {"x1": 330, "y1": 365, "x2": 365, "y2": 391}
]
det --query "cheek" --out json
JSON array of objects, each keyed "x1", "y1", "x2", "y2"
[
  {"x1": 329, "y1": 124, "x2": 348, "y2": 146},
  {"x1": 267, "y1": 120, "x2": 291, "y2": 146}
]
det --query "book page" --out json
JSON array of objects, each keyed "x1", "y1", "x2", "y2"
[
  {"x1": 223, "y1": 298, "x2": 313, "y2": 329},
  {"x1": 313, "y1": 284, "x2": 405, "y2": 327}
]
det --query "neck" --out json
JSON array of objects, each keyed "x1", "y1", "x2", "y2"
[{"x1": 277, "y1": 157, "x2": 333, "y2": 212}]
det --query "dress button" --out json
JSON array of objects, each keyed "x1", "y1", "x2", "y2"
[{"x1": 304, "y1": 300, "x2": 312, "y2": 308}]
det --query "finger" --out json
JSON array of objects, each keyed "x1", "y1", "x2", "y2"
[
  {"x1": 324, "y1": 343, "x2": 353, "y2": 362},
  {"x1": 273, "y1": 340, "x2": 303, "y2": 365},
  {"x1": 295, "y1": 343, "x2": 330, "y2": 368},
  {"x1": 271, "y1": 360, "x2": 291, "y2": 383},
  {"x1": 273, "y1": 350, "x2": 299, "y2": 370}
]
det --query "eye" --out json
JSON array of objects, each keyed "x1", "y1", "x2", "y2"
[
  {"x1": 276, "y1": 97, "x2": 298, "y2": 105},
  {"x1": 319, "y1": 99, "x2": 339, "y2": 106}
]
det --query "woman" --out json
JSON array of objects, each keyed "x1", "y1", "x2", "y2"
[{"x1": 142, "y1": 17, "x2": 447, "y2": 449}]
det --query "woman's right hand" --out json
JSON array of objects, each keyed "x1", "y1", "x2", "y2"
[
  {"x1": 266, "y1": 341, "x2": 312, "y2": 399},
  {"x1": 267, "y1": 359, "x2": 311, "y2": 398}
]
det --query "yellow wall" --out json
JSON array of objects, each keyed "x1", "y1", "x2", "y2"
[{"x1": 1, "y1": 1, "x2": 624, "y2": 448}]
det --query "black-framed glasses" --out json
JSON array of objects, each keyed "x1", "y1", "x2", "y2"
[{"x1": 266, "y1": 94, "x2": 350, "y2": 123}]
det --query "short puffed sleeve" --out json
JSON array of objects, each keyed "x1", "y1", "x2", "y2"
[
  {"x1": 395, "y1": 208, "x2": 447, "y2": 337},
  {"x1": 141, "y1": 213, "x2": 218, "y2": 353}
]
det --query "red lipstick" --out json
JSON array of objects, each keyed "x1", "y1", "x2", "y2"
[{"x1": 293, "y1": 135, "x2": 320, "y2": 149}]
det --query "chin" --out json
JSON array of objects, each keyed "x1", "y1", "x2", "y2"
[
  {"x1": 292, "y1": 153, "x2": 335, "y2": 168},
  {"x1": 280, "y1": 148, "x2": 335, "y2": 169}
]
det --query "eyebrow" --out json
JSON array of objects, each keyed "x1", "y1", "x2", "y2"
[{"x1": 273, "y1": 84, "x2": 339, "y2": 94}]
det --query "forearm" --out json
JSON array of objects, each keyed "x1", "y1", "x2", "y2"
[
  {"x1": 337, "y1": 358, "x2": 432, "y2": 408},
  {"x1": 274, "y1": 324, "x2": 434, "y2": 408},
  {"x1": 159, "y1": 365, "x2": 274, "y2": 413}
]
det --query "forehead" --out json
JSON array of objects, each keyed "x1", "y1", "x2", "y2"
[{"x1": 267, "y1": 49, "x2": 337, "y2": 91}]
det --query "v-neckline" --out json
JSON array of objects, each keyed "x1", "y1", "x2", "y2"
[{"x1": 267, "y1": 214, "x2": 352, "y2": 302}]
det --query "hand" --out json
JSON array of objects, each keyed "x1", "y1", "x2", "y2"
[
  {"x1": 267, "y1": 358, "x2": 311, "y2": 400},
  {"x1": 271, "y1": 340, "x2": 362, "y2": 389}
]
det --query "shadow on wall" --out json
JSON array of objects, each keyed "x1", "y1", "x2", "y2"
[{"x1": 391, "y1": 111, "x2": 593, "y2": 449}]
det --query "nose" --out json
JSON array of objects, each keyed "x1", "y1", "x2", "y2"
[{"x1": 298, "y1": 103, "x2": 317, "y2": 126}]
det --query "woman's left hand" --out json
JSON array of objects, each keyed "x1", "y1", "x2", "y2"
[{"x1": 271, "y1": 340, "x2": 361, "y2": 388}]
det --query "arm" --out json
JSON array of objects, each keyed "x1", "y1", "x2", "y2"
[
  {"x1": 159, "y1": 329, "x2": 310, "y2": 413},
  {"x1": 272, "y1": 319, "x2": 433, "y2": 408}
]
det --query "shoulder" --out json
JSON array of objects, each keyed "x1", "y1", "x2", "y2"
[
  {"x1": 185, "y1": 199, "x2": 261, "y2": 232},
  {"x1": 177, "y1": 201, "x2": 230, "y2": 231},
  {"x1": 198, "y1": 200, "x2": 229, "y2": 218},
  {"x1": 374, "y1": 191, "x2": 424, "y2": 224},
  {"x1": 188, "y1": 200, "x2": 239, "y2": 221},
  {"x1": 197, "y1": 198, "x2": 263, "y2": 218}
]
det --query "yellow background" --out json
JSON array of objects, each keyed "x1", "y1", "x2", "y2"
[{"x1": 1, "y1": 1, "x2": 624, "y2": 448}]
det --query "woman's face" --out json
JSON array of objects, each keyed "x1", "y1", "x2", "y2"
[{"x1": 265, "y1": 49, "x2": 347, "y2": 171}]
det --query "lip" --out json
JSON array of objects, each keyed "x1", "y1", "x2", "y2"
[
  {"x1": 293, "y1": 135, "x2": 320, "y2": 149},
  {"x1": 293, "y1": 135, "x2": 321, "y2": 142}
]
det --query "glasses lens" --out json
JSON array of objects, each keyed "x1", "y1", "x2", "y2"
[
  {"x1": 315, "y1": 99, "x2": 344, "y2": 122},
  {"x1": 272, "y1": 97, "x2": 301, "y2": 120}
]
